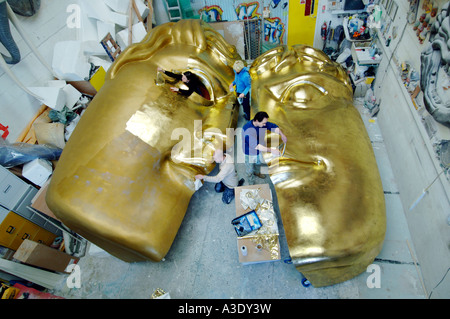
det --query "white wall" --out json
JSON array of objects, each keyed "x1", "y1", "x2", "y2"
[
  {"x1": 0, "y1": 0, "x2": 77, "y2": 142},
  {"x1": 373, "y1": 0, "x2": 450, "y2": 298},
  {"x1": 313, "y1": 0, "x2": 450, "y2": 297}
]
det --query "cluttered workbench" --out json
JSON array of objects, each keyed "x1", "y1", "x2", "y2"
[{"x1": 232, "y1": 184, "x2": 281, "y2": 265}]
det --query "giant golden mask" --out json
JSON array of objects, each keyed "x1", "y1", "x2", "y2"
[
  {"x1": 46, "y1": 20, "x2": 240, "y2": 262},
  {"x1": 46, "y1": 19, "x2": 385, "y2": 288},
  {"x1": 250, "y1": 45, "x2": 386, "y2": 287}
]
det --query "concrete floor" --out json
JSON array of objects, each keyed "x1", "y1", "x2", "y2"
[{"x1": 49, "y1": 98, "x2": 427, "y2": 299}]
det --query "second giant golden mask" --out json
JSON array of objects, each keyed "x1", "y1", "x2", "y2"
[
  {"x1": 46, "y1": 20, "x2": 240, "y2": 262},
  {"x1": 250, "y1": 45, "x2": 386, "y2": 287}
]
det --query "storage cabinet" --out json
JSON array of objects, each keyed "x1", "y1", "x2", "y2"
[
  {"x1": 0, "y1": 165, "x2": 38, "y2": 219},
  {"x1": 0, "y1": 211, "x2": 56, "y2": 251},
  {"x1": 0, "y1": 165, "x2": 61, "y2": 236}
]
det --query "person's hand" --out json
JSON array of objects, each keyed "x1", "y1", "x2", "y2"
[
  {"x1": 195, "y1": 174, "x2": 204, "y2": 180},
  {"x1": 157, "y1": 67, "x2": 164, "y2": 72},
  {"x1": 170, "y1": 87, "x2": 179, "y2": 92},
  {"x1": 229, "y1": 84, "x2": 234, "y2": 91},
  {"x1": 239, "y1": 93, "x2": 245, "y2": 98}
]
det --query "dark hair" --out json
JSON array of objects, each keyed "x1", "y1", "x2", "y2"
[
  {"x1": 183, "y1": 71, "x2": 193, "y2": 82},
  {"x1": 253, "y1": 111, "x2": 269, "y2": 122}
]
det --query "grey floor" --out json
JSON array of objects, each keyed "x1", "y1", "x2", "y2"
[{"x1": 49, "y1": 98, "x2": 427, "y2": 299}]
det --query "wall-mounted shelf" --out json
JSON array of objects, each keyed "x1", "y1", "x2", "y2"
[
  {"x1": 351, "y1": 43, "x2": 382, "y2": 65},
  {"x1": 330, "y1": 9, "x2": 366, "y2": 15},
  {"x1": 375, "y1": 33, "x2": 450, "y2": 201}
]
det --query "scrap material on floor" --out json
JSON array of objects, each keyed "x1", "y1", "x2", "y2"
[{"x1": 234, "y1": 184, "x2": 281, "y2": 265}]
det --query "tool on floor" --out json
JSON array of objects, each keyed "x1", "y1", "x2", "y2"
[{"x1": 406, "y1": 240, "x2": 428, "y2": 297}]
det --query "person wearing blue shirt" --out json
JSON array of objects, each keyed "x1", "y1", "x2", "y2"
[
  {"x1": 242, "y1": 111, "x2": 287, "y2": 184},
  {"x1": 229, "y1": 60, "x2": 251, "y2": 120}
]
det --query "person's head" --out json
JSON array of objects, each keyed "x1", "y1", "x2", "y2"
[
  {"x1": 233, "y1": 60, "x2": 245, "y2": 73},
  {"x1": 182, "y1": 71, "x2": 193, "y2": 83},
  {"x1": 252, "y1": 111, "x2": 269, "y2": 127},
  {"x1": 212, "y1": 149, "x2": 225, "y2": 163}
]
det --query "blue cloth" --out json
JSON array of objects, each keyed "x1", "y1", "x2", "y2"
[
  {"x1": 242, "y1": 120, "x2": 278, "y2": 156},
  {"x1": 232, "y1": 67, "x2": 251, "y2": 96}
]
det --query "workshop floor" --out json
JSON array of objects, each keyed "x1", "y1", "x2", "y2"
[{"x1": 49, "y1": 98, "x2": 427, "y2": 299}]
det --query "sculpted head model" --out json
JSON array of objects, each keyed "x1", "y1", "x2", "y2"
[
  {"x1": 421, "y1": 2, "x2": 450, "y2": 127},
  {"x1": 46, "y1": 20, "x2": 240, "y2": 262},
  {"x1": 250, "y1": 45, "x2": 386, "y2": 287}
]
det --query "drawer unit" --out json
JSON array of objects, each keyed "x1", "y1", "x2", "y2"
[
  {"x1": 0, "y1": 205, "x2": 8, "y2": 223},
  {"x1": 0, "y1": 167, "x2": 32, "y2": 209},
  {"x1": 0, "y1": 166, "x2": 60, "y2": 237},
  {"x1": 0, "y1": 211, "x2": 56, "y2": 251}
]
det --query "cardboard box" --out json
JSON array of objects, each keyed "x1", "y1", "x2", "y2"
[
  {"x1": 13, "y1": 239, "x2": 79, "y2": 273},
  {"x1": 30, "y1": 179, "x2": 61, "y2": 221},
  {"x1": 234, "y1": 184, "x2": 281, "y2": 264}
]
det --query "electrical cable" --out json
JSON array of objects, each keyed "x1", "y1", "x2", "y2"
[
  {"x1": 409, "y1": 164, "x2": 449, "y2": 211},
  {"x1": 428, "y1": 267, "x2": 450, "y2": 299}
]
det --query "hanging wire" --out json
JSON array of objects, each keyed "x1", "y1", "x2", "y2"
[{"x1": 409, "y1": 164, "x2": 450, "y2": 211}]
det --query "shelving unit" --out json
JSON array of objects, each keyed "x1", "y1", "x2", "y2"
[
  {"x1": 374, "y1": 27, "x2": 450, "y2": 202},
  {"x1": 370, "y1": 0, "x2": 450, "y2": 296}
]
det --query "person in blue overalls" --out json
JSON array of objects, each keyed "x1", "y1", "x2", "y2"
[{"x1": 229, "y1": 60, "x2": 251, "y2": 120}]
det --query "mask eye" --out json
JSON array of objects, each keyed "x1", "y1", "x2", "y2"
[
  {"x1": 282, "y1": 81, "x2": 328, "y2": 106},
  {"x1": 266, "y1": 76, "x2": 329, "y2": 109}
]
